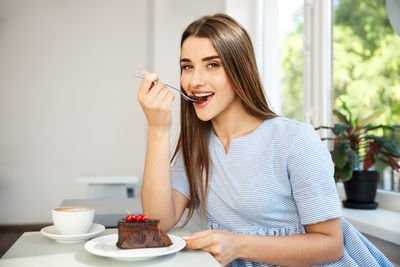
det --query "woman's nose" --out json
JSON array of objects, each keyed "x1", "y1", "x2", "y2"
[{"x1": 190, "y1": 69, "x2": 206, "y2": 88}]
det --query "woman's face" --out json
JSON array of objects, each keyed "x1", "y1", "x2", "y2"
[{"x1": 180, "y1": 36, "x2": 238, "y2": 122}]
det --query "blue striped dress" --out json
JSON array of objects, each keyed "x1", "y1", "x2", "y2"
[{"x1": 171, "y1": 117, "x2": 393, "y2": 267}]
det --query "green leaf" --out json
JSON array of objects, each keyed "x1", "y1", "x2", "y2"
[
  {"x1": 380, "y1": 150, "x2": 400, "y2": 159},
  {"x1": 354, "y1": 117, "x2": 359, "y2": 129},
  {"x1": 332, "y1": 124, "x2": 349, "y2": 136},
  {"x1": 358, "y1": 110, "x2": 385, "y2": 127},
  {"x1": 342, "y1": 101, "x2": 352, "y2": 124},
  {"x1": 348, "y1": 150, "x2": 359, "y2": 169},
  {"x1": 333, "y1": 109, "x2": 349, "y2": 124},
  {"x1": 333, "y1": 142, "x2": 349, "y2": 168},
  {"x1": 365, "y1": 125, "x2": 400, "y2": 132},
  {"x1": 376, "y1": 156, "x2": 400, "y2": 171},
  {"x1": 334, "y1": 164, "x2": 354, "y2": 182},
  {"x1": 333, "y1": 167, "x2": 342, "y2": 182},
  {"x1": 365, "y1": 135, "x2": 400, "y2": 156}
]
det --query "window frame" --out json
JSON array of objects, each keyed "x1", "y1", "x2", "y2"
[{"x1": 304, "y1": 0, "x2": 400, "y2": 203}]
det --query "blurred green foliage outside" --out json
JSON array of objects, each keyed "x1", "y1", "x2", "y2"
[{"x1": 281, "y1": 0, "x2": 400, "y2": 126}]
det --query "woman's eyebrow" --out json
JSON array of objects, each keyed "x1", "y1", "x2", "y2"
[
  {"x1": 180, "y1": 55, "x2": 220, "y2": 63},
  {"x1": 202, "y1": 55, "x2": 219, "y2": 61}
]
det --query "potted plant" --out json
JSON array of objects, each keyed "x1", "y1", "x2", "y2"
[{"x1": 316, "y1": 101, "x2": 400, "y2": 209}]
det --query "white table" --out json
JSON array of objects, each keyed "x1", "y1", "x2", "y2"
[
  {"x1": 0, "y1": 198, "x2": 218, "y2": 266},
  {"x1": 0, "y1": 228, "x2": 221, "y2": 267}
]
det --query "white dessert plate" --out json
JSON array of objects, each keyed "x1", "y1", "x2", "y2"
[
  {"x1": 84, "y1": 234, "x2": 186, "y2": 261},
  {"x1": 41, "y1": 223, "x2": 105, "y2": 243}
]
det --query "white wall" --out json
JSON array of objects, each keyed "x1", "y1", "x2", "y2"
[
  {"x1": 0, "y1": 0, "x2": 148, "y2": 224},
  {"x1": 0, "y1": 0, "x2": 229, "y2": 225}
]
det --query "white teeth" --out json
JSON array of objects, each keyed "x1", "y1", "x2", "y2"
[{"x1": 194, "y1": 92, "x2": 214, "y2": 97}]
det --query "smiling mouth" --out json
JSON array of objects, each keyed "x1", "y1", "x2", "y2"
[{"x1": 191, "y1": 92, "x2": 215, "y2": 102}]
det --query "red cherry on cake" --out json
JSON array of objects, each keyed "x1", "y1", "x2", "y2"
[
  {"x1": 135, "y1": 214, "x2": 147, "y2": 221},
  {"x1": 126, "y1": 214, "x2": 135, "y2": 221}
]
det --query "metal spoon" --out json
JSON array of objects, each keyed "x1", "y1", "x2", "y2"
[{"x1": 135, "y1": 74, "x2": 207, "y2": 103}]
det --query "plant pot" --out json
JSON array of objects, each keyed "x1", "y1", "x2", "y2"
[{"x1": 342, "y1": 170, "x2": 379, "y2": 209}]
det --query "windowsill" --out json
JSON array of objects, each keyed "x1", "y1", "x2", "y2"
[
  {"x1": 337, "y1": 183, "x2": 400, "y2": 246},
  {"x1": 341, "y1": 207, "x2": 400, "y2": 245}
]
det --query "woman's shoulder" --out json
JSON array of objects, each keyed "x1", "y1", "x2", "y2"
[{"x1": 262, "y1": 116, "x2": 314, "y2": 138}]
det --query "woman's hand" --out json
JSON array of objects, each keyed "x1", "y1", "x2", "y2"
[
  {"x1": 137, "y1": 71, "x2": 175, "y2": 131},
  {"x1": 184, "y1": 230, "x2": 240, "y2": 266}
]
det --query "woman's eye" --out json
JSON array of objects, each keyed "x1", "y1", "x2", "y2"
[
  {"x1": 208, "y1": 62, "x2": 219, "y2": 68},
  {"x1": 181, "y1": 64, "x2": 192, "y2": 70}
]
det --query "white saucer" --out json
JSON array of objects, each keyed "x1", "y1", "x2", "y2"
[
  {"x1": 41, "y1": 223, "x2": 105, "y2": 243},
  {"x1": 84, "y1": 234, "x2": 186, "y2": 261}
]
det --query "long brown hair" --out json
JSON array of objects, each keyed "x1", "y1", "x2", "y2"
[{"x1": 172, "y1": 14, "x2": 278, "y2": 225}]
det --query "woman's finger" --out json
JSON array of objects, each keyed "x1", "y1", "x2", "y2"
[
  {"x1": 146, "y1": 82, "x2": 167, "y2": 101},
  {"x1": 150, "y1": 85, "x2": 170, "y2": 108},
  {"x1": 184, "y1": 230, "x2": 212, "y2": 240},
  {"x1": 184, "y1": 231, "x2": 215, "y2": 250},
  {"x1": 162, "y1": 90, "x2": 175, "y2": 107},
  {"x1": 138, "y1": 71, "x2": 158, "y2": 99}
]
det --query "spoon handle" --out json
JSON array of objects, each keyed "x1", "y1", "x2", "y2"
[{"x1": 134, "y1": 74, "x2": 198, "y2": 102}]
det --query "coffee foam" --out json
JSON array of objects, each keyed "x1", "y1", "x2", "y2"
[{"x1": 54, "y1": 206, "x2": 93, "y2": 212}]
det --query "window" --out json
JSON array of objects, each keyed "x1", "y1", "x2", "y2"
[
  {"x1": 261, "y1": 0, "x2": 332, "y2": 129},
  {"x1": 279, "y1": 1, "x2": 304, "y2": 121},
  {"x1": 258, "y1": 0, "x2": 304, "y2": 120},
  {"x1": 333, "y1": 0, "x2": 400, "y2": 192}
]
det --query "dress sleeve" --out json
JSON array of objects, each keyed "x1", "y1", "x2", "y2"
[
  {"x1": 171, "y1": 150, "x2": 190, "y2": 200},
  {"x1": 287, "y1": 123, "x2": 342, "y2": 225}
]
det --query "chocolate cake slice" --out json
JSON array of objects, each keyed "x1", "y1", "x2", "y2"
[{"x1": 116, "y1": 219, "x2": 172, "y2": 249}]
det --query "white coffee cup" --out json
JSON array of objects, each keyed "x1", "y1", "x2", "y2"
[{"x1": 52, "y1": 206, "x2": 95, "y2": 235}]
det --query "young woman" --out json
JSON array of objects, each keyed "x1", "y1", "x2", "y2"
[{"x1": 137, "y1": 14, "x2": 393, "y2": 267}]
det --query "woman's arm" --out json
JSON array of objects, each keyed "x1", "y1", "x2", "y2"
[
  {"x1": 184, "y1": 218, "x2": 343, "y2": 266},
  {"x1": 138, "y1": 71, "x2": 188, "y2": 231}
]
